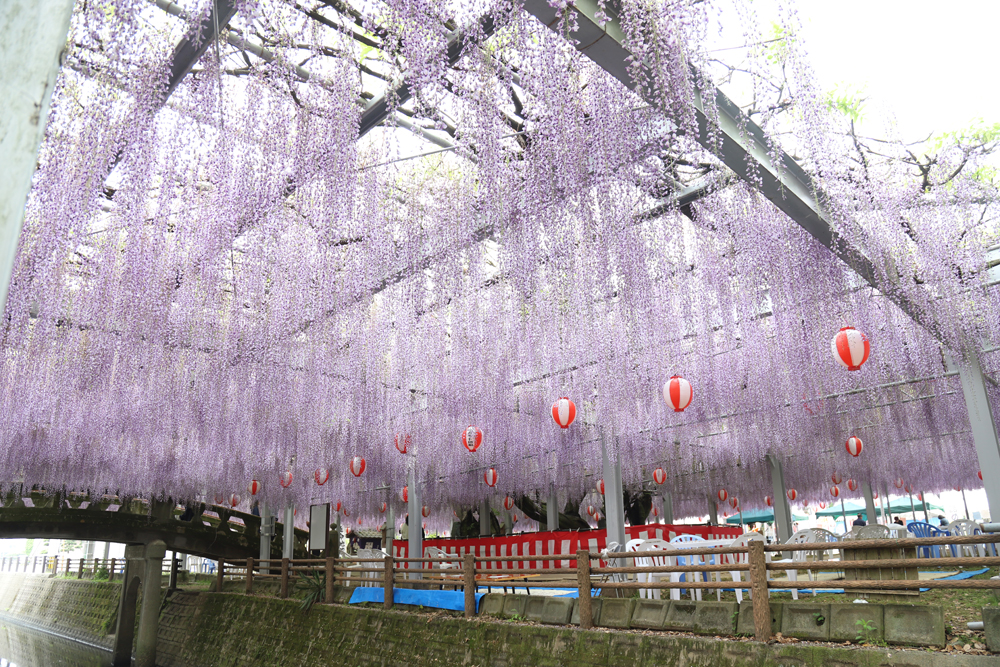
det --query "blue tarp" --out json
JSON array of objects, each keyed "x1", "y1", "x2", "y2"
[{"x1": 348, "y1": 587, "x2": 486, "y2": 612}]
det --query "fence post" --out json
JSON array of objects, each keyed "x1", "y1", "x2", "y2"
[
  {"x1": 463, "y1": 553, "x2": 475, "y2": 618},
  {"x1": 326, "y1": 556, "x2": 335, "y2": 604},
  {"x1": 77, "y1": 558, "x2": 84, "y2": 579},
  {"x1": 576, "y1": 550, "x2": 592, "y2": 629},
  {"x1": 279, "y1": 558, "x2": 289, "y2": 598},
  {"x1": 50, "y1": 556, "x2": 57, "y2": 577},
  {"x1": 216, "y1": 559, "x2": 225, "y2": 593},
  {"x1": 109, "y1": 558, "x2": 116, "y2": 581},
  {"x1": 748, "y1": 540, "x2": 771, "y2": 642},
  {"x1": 384, "y1": 554, "x2": 394, "y2": 610},
  {"x1": 65, "y1": 558, "x2": 70, "y2": 575},
  {"x1": 245, "y1": 557, "x2": 254, "y2": 594}
]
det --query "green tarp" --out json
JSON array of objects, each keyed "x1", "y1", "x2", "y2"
[
  {"x1": 724, "y1": 508, "x2": 809, "y2": 524},
  {"x1": 813, "y1": 497, "x2": 944, "y2": 520}
]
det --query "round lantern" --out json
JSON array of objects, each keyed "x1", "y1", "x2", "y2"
[
  {"x1": 786, "y1": 489, "x2": 798, "y2": 501},
  {"x1": 979, "y1": 470, "x2": 983, "y2": 481},
  {"x1": 213, "y1": 493, "x2": 225, "y2": 505},
  {"x1": 830, "y1": 486, "x2": 840, "y2": 498},
  {"x1": 652, "y1": 506, "x2": 659, "y2": 517},
  {"x1": 818, "y1": 501, "x2": 827, "y2": 510},
  {"x1": 917, "y1": 492, "x2": 923, "y2": 501},
  {"x1": 803, "y1": 499, "x2": 810, "y2": 508},
  {"x1": 894, "y1": 478, "x2": 904, "y2": 489},
  {"x1": 334, "y1": 501, "x2": 342, "y2": 512},
  {"x1": 484, "y1": 467, "x2": 498, "y2": 487},
  {"x1": 248, "y1": 480, "x2": 261, "y2": 496},
  {"x1": 401, "y1": 486, "x2": 408, "y2": 503},
  {"x1": 551, "y1": 397, "x2": 577, "y2": 428},
  {"x1": 663, "y1": 375, "x2": 693, "y2": 412},
  {"x1": 395, "y1": 433, "x2": 410, "y2": 455},
  {"x1": 717, "y1": 489, "x2": 728, "y2": 502},
  {"x1": 503, "y1": 496, "x2": 515, "y2": 511},
  {"x1": 350, "y1": 456, "x2": 366, "y2": 477},
  {"x1": 597, "y1": 479, "x2": 605, "y2": 495},
  {"x1": 847, "y1": 479, "x2": 859, "y2": 492},
  {"x1": 954, "y1": 486, "x2": 961, "y2": 492},
  {"x1": 342, "y1": 508, "x2": 349, "y2": 517},
  {"x1": 379, "y1": 502, "x2": 387, "y2": 513},
  {"x1": 729, "y1": 497, "x2": 739, "y2": 509},
  {"x1": 512, "y1": 514, "x2": 518, "y2": 523},
  {"x1": 831, "y1": 326, "x2": 870, "y2": 371},
  {"x1": 593, "y1": 512, "x2": 600, "y2": 522},
  {"x1": 462, "y1": 426, "x2": 483, "y2": 452},
  {"x1": 314, "y1": 469, "x2": 329, "y2": 486},
  {"x1": 653, "y1": 467, "x2": 667, "y2": 485},
  {"x1": 421, "y1": 505, "x2": 430, "y2": 518},
  {"x1": 764, "y1": 495, "x2": 773, "y2": 507},
  {"x1": 587, "y1": 505, "x2": 595, "y2": 517},
  {"x1": 873, "y1": 491, "x2": 879, "y2": 500},
  {"x1": 831, "y1": 472, "x2": 843, "y2": 485},
  {"x1": 845, "y1": 435, "x2": 863, "y2": 457},
  {"x1": 904, "y1": 484, "x2": 912, "y2": 494},
  {"x1": 279, "y1": 471, "x2": 293, "y2": 488},
  {"x1": 229, "y1": 494, "x2": 240, "y2": 507}
]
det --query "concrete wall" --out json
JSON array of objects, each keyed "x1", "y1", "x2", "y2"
[{"x1": 0, "y1": 573, "x2": 121, "y2": 648}]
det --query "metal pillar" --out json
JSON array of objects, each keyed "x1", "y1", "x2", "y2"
[
  {"x1": 766, "y1": 455, "x2": 793, "y2": 544},
  {"x1": 259, "y1": 501, "x2": 272, "y2": 564},
  {"x1": 922, "y1": 492, "x2": 930, "y2": 524},
  {"x1": 282, "y1": 505, "x2": 294, "y2": 560},
  {"x1": 546, "y1": 487, "x2": 559, "y2": 532},
  {"x1": 0, "y1": 0, "x2": 76, "y2": 315},
  {"x1": 707, "y1": 496, "x2": 718, "y2": 526},
  {"x1": 957, "y1": 352, "x2": 1000, "y2": 520},
  {"x1": 908, "y1": 491, "x2": 917, "y2": 520},
  {"x1": 601, "y1": 431, "x2": 626, "y2": 548},
  {"x1": 862, "y1": 482, "x2": 879, "y2": 526},
  {"x1": 961, "y1": 489, "x2": 971, "y2": 520},
  {"x1": 385, "y1": 504, "x2": 394, "y2": 556},
  {"x1": 135, "y1": 540, "x2": 166, "y2": 667},
  {"x1": 479, "y1": 498, "x2": 491, "y2": 537},
  {"x1": 661, "y1": 492, "x2": 674, "y2": 524},
  {"x1": 840, "y1": 499, "x2": 849, "y2": 533},
  {"x1": 407, "y1": 469, "x2": 422, "y2": 580}
]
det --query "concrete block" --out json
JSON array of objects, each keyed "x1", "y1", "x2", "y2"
[
  {"x1": 332, "y1": 586, "x2": 353, "y2": 603},
  {"x1": 570, "y1": 598, "x2": 600, "y2": 626},
  {"x1": 828, "y1": 603, "x2": 883, "y2": 643},
  {"x1": 983, "y1": 606, "x2": 1000, "y2": 653},
  {"x1": 737, "y1": 600, "x2": 782, "y2": 636},
  {"x1": 630, "y1": 599, "x2": 670, "y2": 629},
  {"x1": 883, "y1": 604, "x2": 945, "y2": 647},
  {"x1": 540, "y1": 598, "x2": 574, "y2": 625},
  {"x1": 664, "y1": 600, "x2": 697, "y2": 631},
  {"x1": 693, "y1": 601, "x2": 738, "y2": 636},
  {"x1": 523, "y1": 595, "x2": 546, "y2": 622},
  {"x1": 780, "y1": 603, "x2": 830, "y2": 641},
  {"x1": 501, "y1": 594, "x2": 528, "y2": 619},
  {"x1": 478, "y1": 593, "x2": 504, "y2": 616},
  {"x1": 597, "y1": 598, "x2": 635, "y2": 629}
]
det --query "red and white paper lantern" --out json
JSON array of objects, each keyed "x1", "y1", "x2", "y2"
[
  {"x1": 831, "y1": 472, "x2": 843, "y2": 485},
  {"x1": 847, "y1": 479, "x2": 859, "y2": 492},
  {"x1": 717, "y1": 489, "x2": 728, "y2": 502},
  {"x1": 462, "y1": 426, "x2": 483, "y2": 452},
  {"x1": 786, "y1": 489, "x2": 798, "y2": 502},
  {"x1": 279, "y1": 471, "x2": 293, "y2": 488},
  {"x1": 894, "y1": 478, "x2": 904, "y2": 489},
  {"x1": 653, "y1": 467, "x2": 667, "y2": 485},
  {"x1": 401, "y1": 486, "x2": 408, "y2": 503},
  {"x1": 484, "y1": 467, "x2": 498, "y2": 487},
  {"x1": 587, "y1": 505, "x2": 596, "y2": 517},
  {"x1": 663, "y1": 375, "x2": 693, "y2": 412},
  {"x1": 597, "y1": 479, "x2": 606, "y2": 495},
  {"x1": 421, "y1": 506, "x2": 430, "y2": 518},
  {"x1": 334, "y1": 501, "x2": 342, "y2": 512},
  {"x1": 904, "y1": 484, "x2": 912, "y2": 494},
  {"x1": 802, "y1": 499, "x2": 809, "y2": 508},
  {"x1": 229, "y1": 494, "x2": 240, "y2": 508},
  {"x1": 314, "y1": 469, "x2": 329, "y2": 486},
  {"x1": 764, "y1": 495, "x2": 773, "y2": 507},
  {"x1": 845, "y1": 436, "x2": 863, "y2": 457},
  {"x1": 503, "y1": 496, "x2": 515, "y2": 511},
  {"x1": 652, "y1": 506, "x2": 659, "y2": 517},
  {"x1": 350, "y1": 456, "x2": 366, "y2": 477},
  {"x1": 830, "y1": 486, "x2": 841, "y2": 498},
  {"x1": 551, "y1": 397, "x2": 577, "y2": 428},
  {"x1": 379, "y1": 502, "x2": 387, "y2": 514},
  {"x1": 248, "y1": 480, "x2": 261, "y2": 496},
  {"x1": 213, "y1": 493, "x2": 225, "y2": 505},
  {"x1": 979, "y1": 470, "x2": 983, "y2": 481},
  {"x1": 729, "y1": 497, "x2": 740, "y2": 510},
  {"x1": 831, "y1": 326, "x2": 870, "y2": 371},
  {"x1": 818, "y1": 501, "x2": 827, "y2": 510}
]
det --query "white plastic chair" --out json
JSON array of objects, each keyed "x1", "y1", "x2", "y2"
[
  {"x1": 770, "y1": 530, "x2": 816, "y2": 600},
  {"x1": 634, "y1": 539, "x2": 670, "y2": 599},
  {"x1": 667, "y1": 534, "x2": 708, "y2": 601},
  {"x1": 624, "y1": 539, "x2": 646, "y2": 590},
  {"x1": 355, "y1": 548, "x2": 387, "y2": 587},
  {"x1": 725, "y1": 533, "x2": 765, "y2": 604},
  {"x1": 946, "y1": 520, "x2": 985, "y2": 557}
]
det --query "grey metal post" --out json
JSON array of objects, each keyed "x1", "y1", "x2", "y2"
[
  {"x1": 922, "y1": 492, "x2": 930, "y2": 524},
  {"x1": 862, "y1": 482, "x2": 879, "y2": 525},
  {"x1": 282, "y1": 504, "x2": 294, "y2": 560},
  {"x1": 908, "y1": 490, "x2": 917, "y2": 519},
  {"x1": 259, "y1": 501, "x2": 272, "y2": 565},
  {"x1": 103, "y1": 542, "x2": 111, "y2": 561},
  {"x1": 135, "y1": 540, "x2": 166, "y2": 667},
  {"x1": 0, "y1": 0, "x2": 76, "y2": 315},
  {"x1": 385, "y1": 504, "x2": 394, "y2": 556},
  {"x1": 707, "y1": 495, "x2": 719, "y2": 525},
  {"x1": 766, "y1": 455, "x2": 793, "y2": 543},
  {"x1": 840, "y1": 499, "x2": 848, "y2": 533},
  {"x1": 661, "y1": 492, "x2": 674, "y2": 524},
  {"x1": 601, "y1": 432, "x2": 626, "y2": 548},
  {"x1": 957, "y1": 352, "x2": 1000, "y2": 520},
  {"x1": 407, "y1": 469, "x2": 422, "y2": 580},
  {"x1": 884, "y1": 483, "x2": 893, "y2": 523},
  {"x1": 546, "y1": 487, "x2": 558, "y2": 531},
  {"x1": 479, "y1": 498, "x2": 491, "y2": 537},
  {"x1": 961, "y1": 489, "x2": 971, "y2": 520}
]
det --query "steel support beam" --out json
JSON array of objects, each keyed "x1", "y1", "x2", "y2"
[
  {"x1": 0, "y1": 0, "x2": 76, "y2": 317},
  {"x1": 767, "y1": 455, "x2": 793, "y2": 543},
  {"x1": 480, "y1": 498, "x2": 491, "y2": 537},
  {"x1": 707, "y1": 495, "x2": 718, "y2": 526},
  {"x1": 407, "y1": 469, "x2": 422, "y2": 579},
  {"x1": 546, "y1": 487, "x2": 559, "y2": 531},
  {"x1": 862, "y1": 481, "x2": 879, "y2": 526},
  {"x1": 601, "y1": 431, "x2": 626, "y2": 548},
  {"x1": 661, "y1": 492, "x2": 673, "y2": 524},
  {"x1": 157, "y1": 0, "x2": 239, "y2": 99},
  {"x1": 957, "y1": 352, "x2": 1000, "y2": 520},
  {"x1": 522, "y1": 0, "x2": 934, "y2": 335},
  {"x1": 282, "y1": 505, "x2": 294, "y2": 560}
]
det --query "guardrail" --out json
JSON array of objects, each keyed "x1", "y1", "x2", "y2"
[
  {"x1": 215, "y1": 531, "x2": 1000, "y2": 642},
  {"x1": 0, "y1": 555, "x2": 126, "y2": 580}
]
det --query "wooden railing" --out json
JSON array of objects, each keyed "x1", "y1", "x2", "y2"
[{"x1": 215, "y1": 532, "x2": 1000, "y2": 641}]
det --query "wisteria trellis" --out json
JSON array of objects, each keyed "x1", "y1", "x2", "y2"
[{"x1": 2, "y1": 0, "x2": 998, "y2": 530}]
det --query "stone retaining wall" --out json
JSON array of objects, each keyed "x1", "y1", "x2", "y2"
[{"x1": 0, "y1": 573, "x2": 121, "y2": 648}]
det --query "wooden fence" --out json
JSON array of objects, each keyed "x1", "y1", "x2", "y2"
[{"x1": 215, "y1": 532, "x2": 1000, "y2": 642}]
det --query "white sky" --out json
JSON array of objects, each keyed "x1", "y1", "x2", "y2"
[{"x1": 738, "y1": 1, "x2": 999, "y2": 141}]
